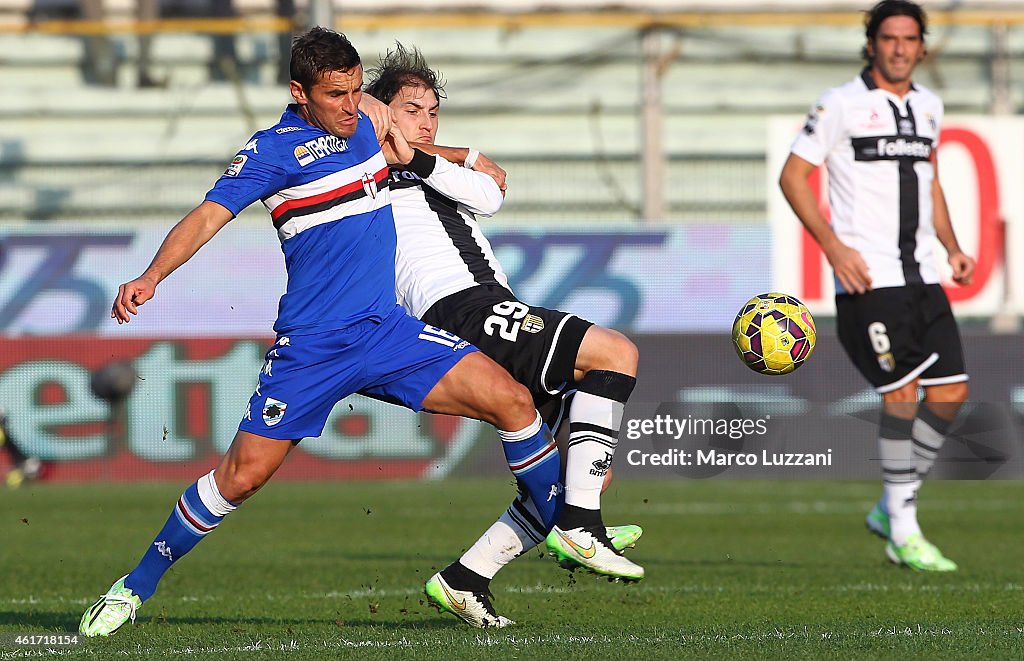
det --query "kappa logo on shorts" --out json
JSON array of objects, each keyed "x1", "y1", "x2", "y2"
[
  {"x1": 262, "y1": 397, "x2": 288, "y2": 426},
  {"x1": 521, "y1": 314, "x2": 545, "y2": 334}
]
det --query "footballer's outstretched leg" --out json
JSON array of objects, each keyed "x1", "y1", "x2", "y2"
[
  {"x1": 80, "y1": 432, "x2": 290, "y2": 636},
  {"x1": 547, "y1": 328, "x2": 644, "y2": 581}
]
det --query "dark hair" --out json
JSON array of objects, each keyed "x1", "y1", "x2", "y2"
[
  {"x1": 290, "y1": 27, "x2": 361, "y2": 91},
  {"x1": 364, "y1": 42, "x2": 446, "y2": 105},
  {"x1": 862, "y1": 0, "x2": 927, "y2": 61}
]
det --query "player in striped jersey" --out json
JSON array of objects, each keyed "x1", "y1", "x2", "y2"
[
  {"x1": 779, "y1": 1, "x2": 973, "y2": 571},
  {"x1": 80, "y1": 28, "x2": 566, "y2": 636},
  {"x1": 364, "y1": 44, "x2": 644, "y2": 627}
]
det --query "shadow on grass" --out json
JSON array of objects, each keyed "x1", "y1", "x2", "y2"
[
  {"x1": 0, "y1": 611, "x2": 83, "y2": 631},
  {"x1": 0, "y1": 611, "x2": 454, "y2": 633}
]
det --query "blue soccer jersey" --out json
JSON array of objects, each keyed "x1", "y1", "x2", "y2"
[{"x1": 205, "y1": 105, "x2": 396, "y2": 335}]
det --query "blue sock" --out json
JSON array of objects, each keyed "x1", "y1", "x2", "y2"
[
  {"x1": 124, "y1": 471, "x2": 237, "y2": 601},
  {"x1": 499, "y1": 412, "x2": 563, "y2": 530}
]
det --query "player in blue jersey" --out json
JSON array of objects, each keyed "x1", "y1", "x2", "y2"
[{"x1": 79, "y1": 28, "x2": 564, "y2": 636}]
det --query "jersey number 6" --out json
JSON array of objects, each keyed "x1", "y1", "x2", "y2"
[{"x1": 868, "y1": 321, "x2": 891, "y2": 355}]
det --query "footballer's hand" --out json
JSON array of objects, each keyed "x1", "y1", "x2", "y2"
[
  {"x1": 381, "y1": 123, "x2": 414, "y2": 165},
  {"x1": 472, "y1": 153, "x2": 507, "y2": 195},
  {"x1": 827, "y1": 243, "x2": 872, "y2": 295},
  {"x1": 358, "y1": 93, "x2": 391, "y2": 144},
  {"x1": 948, "y1": 251, "x2": 976, "y2": 286},
  {"x1": 111, "y1": 276, "x2": 157, "y2": 324}
]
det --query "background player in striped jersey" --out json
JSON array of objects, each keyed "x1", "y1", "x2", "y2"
[
  {"x1": 364, "y1": 44, "x2": 644, "y2": 626},
  {"x1": 779, "y1": 1, "x2": 973, "y2": 571},
  {"x1": 79, "y1": 28, "x2": 568, "y2": 636}
]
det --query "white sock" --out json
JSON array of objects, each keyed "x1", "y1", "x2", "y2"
[
  {"x1": 885, "y1": 480, "x2": 921, "y2": 545},
  {"x1": 459, "y1": 494, "x2": 545, "y2": 579},
  {"x1": 564, "y1": 390, "x2": 621, "y2": 510},
  {"x1": 878, "y1": 414, "x2": 920, "y2": 545}
]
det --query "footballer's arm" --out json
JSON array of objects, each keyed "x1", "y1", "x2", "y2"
[
  {"x1": 409, "y1": 150, "x2": 504, "y2": 216},
  {"x1": 930, "y1": 154, "x2": 975, "y2": 286},
  {"x1": 411, "y1": 142, "x2": 507, "y2": 193},
  {"x1": 356, "y1": 93, "x2": 507, "y2": 190},
  {"x1": 779, "y1": 152, "x2": 872, "y2": 294},
  {"x1": 111, "y1": 201, "x2": 234, "y2": 323}
]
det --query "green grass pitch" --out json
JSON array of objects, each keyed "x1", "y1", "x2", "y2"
[{"x1": 2, "y1": 479, "x2": 1022, "y2": 659}]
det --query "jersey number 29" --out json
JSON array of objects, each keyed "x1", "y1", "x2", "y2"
[{"x1": 484, "y1": 301, "x2": 530, "y2": 342}]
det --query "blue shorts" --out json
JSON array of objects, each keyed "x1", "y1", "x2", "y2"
[{"x1": 238, "y1": 305, "x2": 476, "y2": 440}]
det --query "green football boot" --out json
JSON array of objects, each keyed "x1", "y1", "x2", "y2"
[
  {"x1": 80, "y1": 576, "x2": 142, "y2": 637},
  {"x1": 555, "y1": 525, "x2": 644, "y2": 571},
  {"x1": 885, "y1": 533, "x2": 958, "y2": 572},
  {"x1": 424, "y1": 572, "x2": 513, "y2": 629},
  {"x1": 865, "y1": 500, "x2": 890, "y2": 540},
  {"x1": 607, "y1": 524, "x2": 643, "y2": 551},
  {"x1": 546, "y1": 525, "x2": 645, "y2": 582}
]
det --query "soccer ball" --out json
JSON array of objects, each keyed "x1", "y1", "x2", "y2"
[{"x1": 732, "y1": 292, "x2": 816, "y2": 375}]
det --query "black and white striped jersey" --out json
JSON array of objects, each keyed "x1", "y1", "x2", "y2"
[
  {"x1": 389, "y1": 150, "x2": 511, "y2": 318},
  {"x1": 791, "y1": 69, "x2": 944, "y2": 292}
]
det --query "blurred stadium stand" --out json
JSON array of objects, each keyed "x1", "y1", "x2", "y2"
[
  {"x1": 1, "y1": 2, "x2": 1023, "y2": 222},
  {"x1": 1, "y1": 2, "x2": 1022, "y2": 479}
]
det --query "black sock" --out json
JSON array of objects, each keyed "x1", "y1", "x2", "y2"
[
  {"x1": 557, "y1": 503, "x2": 604, "y2": 530},
  {"x1": 440, "y1": 561, "x2": 490, "y2": 593}
]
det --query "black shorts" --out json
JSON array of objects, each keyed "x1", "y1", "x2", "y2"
[
  {"x1": 835, "y1": 284, "x2": 968, "y2": 393},
  {"x1": 421, "y1": 285, "x2": 593, "y2": 407}
]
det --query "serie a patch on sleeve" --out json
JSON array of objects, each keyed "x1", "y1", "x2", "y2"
[{"x1": 224, "y1": 154, "x2": 248, "y2": 177}]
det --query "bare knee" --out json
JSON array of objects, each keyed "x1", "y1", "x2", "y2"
[
  {"x1": 214, "y1": 440, "x2": 286, "y2": 503},
  {"x1": 214, "y1": 465, "x2": 268, "y2": 503},
  {"x1": 484, "y1": 375, "x2": 536, "y2": 431},
  {"x1": 882, "y1": 380, "x2": 920, "y2": 418},
  {"x1": 423, "y1": 353, "x2": 538, "y2": 430},
  {"x1": 926, "y1": 381, "x2": 969, "y2": 404},
  {"x1": 577, "y1": 327, "x2": 639, "y2": 378},
  {"x1": 924, "y1": 381, "x2": 968, "y2": 421}
]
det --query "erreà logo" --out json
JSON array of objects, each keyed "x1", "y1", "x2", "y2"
[{"x1": 263, "y1": 397, "x2": 288, "y2": 426}]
